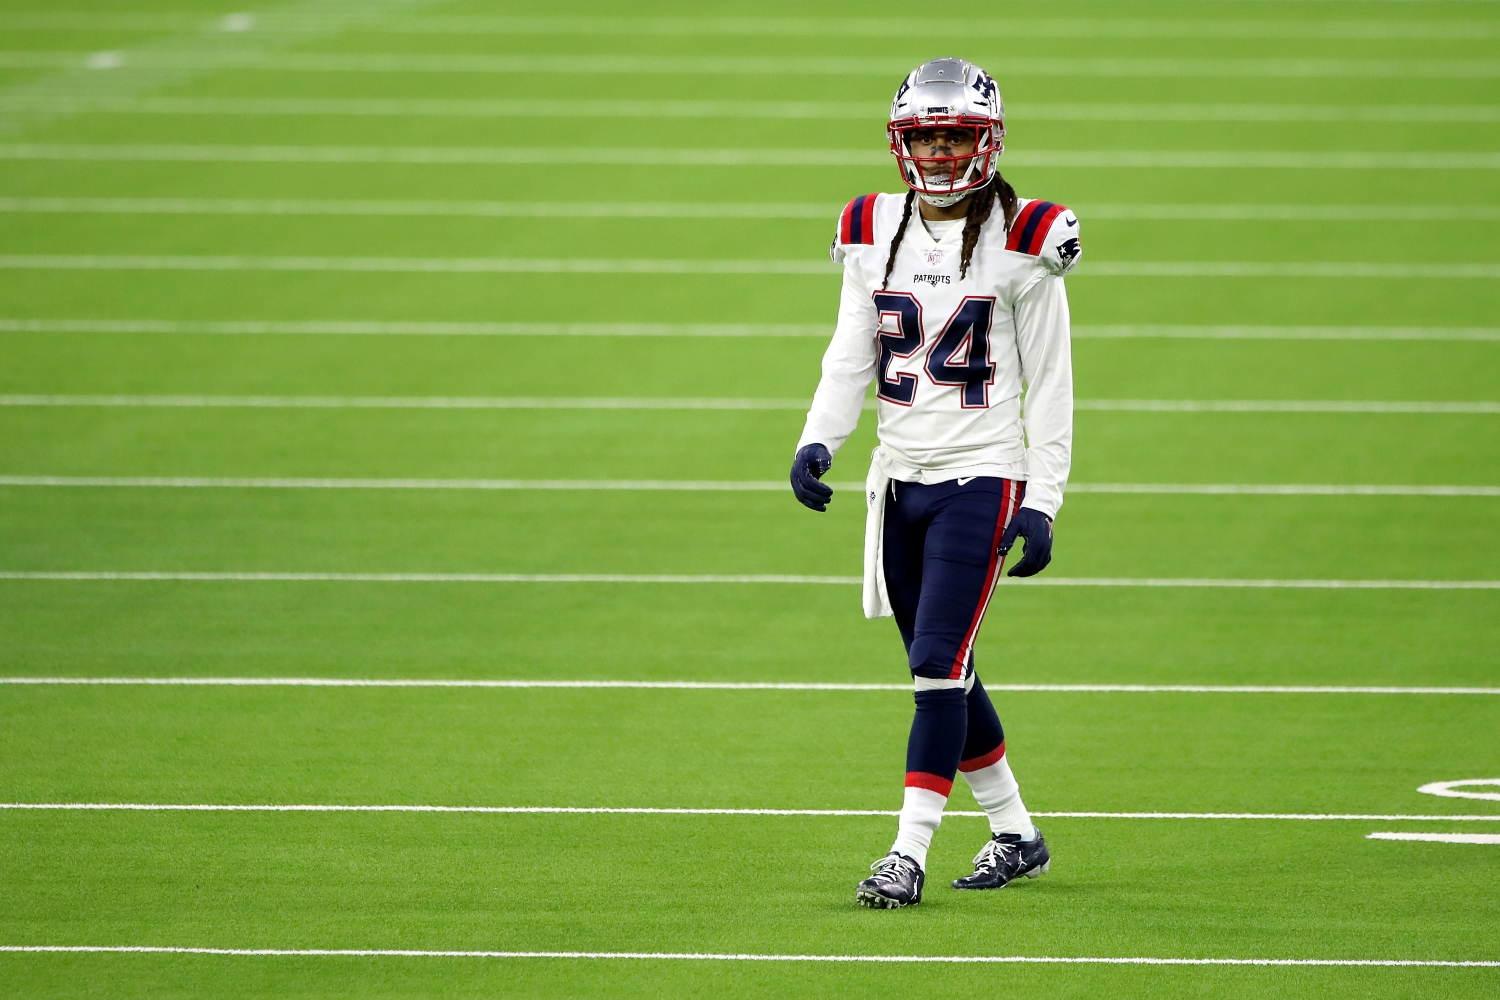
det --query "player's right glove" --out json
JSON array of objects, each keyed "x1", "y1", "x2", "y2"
[
  {"x1": 790, "y1": 443, "x2": 834, "y2": 512},
  {"x1": 999, "y1": 507, "x2": 1053, "y2": 577}
]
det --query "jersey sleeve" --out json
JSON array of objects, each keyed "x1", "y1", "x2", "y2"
[
  {"x1": 798, "y1": 219, "x2": 879, "y2": 458},
  {"x1": 1012, "y1": 273, "x2": 1074, "y2": 519},
  {"x1": 1007, "y1": 201, "x2": 1082, "y2": 276}
]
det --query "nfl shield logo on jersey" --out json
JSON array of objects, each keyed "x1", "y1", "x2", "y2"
[{"x1": 923, "y1": 247, "x2": 945, "y2": 267}]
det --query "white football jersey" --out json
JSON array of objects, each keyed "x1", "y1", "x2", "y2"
[{"x1": 796, "y1": 191, "x2": 1078, "y2": 517}]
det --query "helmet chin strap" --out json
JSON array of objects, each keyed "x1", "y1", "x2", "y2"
[{"x1": 917, "y1": 190, "x2": 969, "y2": 208}]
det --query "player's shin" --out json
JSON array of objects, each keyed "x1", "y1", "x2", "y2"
[
  {"x1": 891, "y1": 685, "x2": 968, "y2": 867},
  {"x1": 959, "y1": 676, "x2": 1036, "y2": 839}
]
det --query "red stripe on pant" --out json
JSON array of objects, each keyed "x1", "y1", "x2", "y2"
[
  {"x1": 946, "y1": 479, "x2": 1024, "y2": 679},
  {"x1": 958, "y1": 740, "x2": 1007, "y2": 773},
  {"x1": 905, "y1": 771, "x2": 954, "y2": 797}
]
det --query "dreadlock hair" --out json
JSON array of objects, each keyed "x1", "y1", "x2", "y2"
[
  {"x1": 880, "y1": 190, "x2": 916, "y2": 290},
  {"x1": 881, "y1": 172, "x2": 1020, "y2": 289}
]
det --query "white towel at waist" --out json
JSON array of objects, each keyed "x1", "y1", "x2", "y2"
[{"x1": 862, "y1": 447, "x2": 893, "y2": 619}]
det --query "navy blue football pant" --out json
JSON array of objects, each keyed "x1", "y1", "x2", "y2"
[{"x1": 883, "y1": 477, "x2": 1023, "y2": 797}]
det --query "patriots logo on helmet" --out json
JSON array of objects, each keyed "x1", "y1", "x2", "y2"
[{"x1": 970, "y1": 71, "x2": 997, "y2": 106}]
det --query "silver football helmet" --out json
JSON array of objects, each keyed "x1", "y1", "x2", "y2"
[{"x1": 888, "y1": 58, "x2": 1005, "y2": 207}]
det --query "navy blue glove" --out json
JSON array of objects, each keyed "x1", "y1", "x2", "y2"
[
  {"x1": 999, "y1": 507, "x2": 1053, "y2": 577},
  {"x1": 790, "y1": 443, "x2": 834, "y2": 512}
]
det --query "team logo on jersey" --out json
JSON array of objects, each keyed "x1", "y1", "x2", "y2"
[
  {"x1": 922, "y1": 247, "x2": 945, "y2": 267},
  {"x1": 1056, "y1": 238, "x2": 1081, "y2": 266},
  {"x1": 913, "y1": 273, "x2": 951, "y2": 286}
]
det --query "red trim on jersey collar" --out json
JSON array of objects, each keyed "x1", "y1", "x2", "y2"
[
  {"x1": 1006, "y1": 200, "x2": 1069, "y2": 256},
  {"x1": 839, "y1": 193, "x2": 880, "y2": 246}
]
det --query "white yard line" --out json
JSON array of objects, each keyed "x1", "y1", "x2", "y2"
[
  {"x1": 3, "y1": 145, "x2": 1499, "y2": 170},
  {"x1": 6, "y1": 12, "x2": 1500, "y2": 40},
  {"x1": 1367, "y1": 832, "x2": 1500, "y2": 844},
  {"x1": 0, "y1": 319, "x2": 832, "y2": 336},
  {"x1": 0, "y1": 572, "x2": 867, "y2": 584},
  {"x1": 1074, "y1": 325, "x2": 1500, "y2": 340},
  {"x1": 1078, "y1": 205, "x2": 1500, "y2": 221},
  {"x1": 1074, "y1": 399, "x2": 1500, "y2": 413},
  {"x1": 3, "y1": 256, "x2": 1498, "y2": 280},
  {"x1": 0, "y1": 255, "x2": 840, "y2": 275},
  {"x1": 4, "y1": 96, "x2": 1500, "y2": 123},
  {"x1": 13, "y1": 51, "x2": 1500, "y2": 77},
  {"x1": 3, "y1": 678, "x2": 1498, "y2": 694},
  {"x1": 0, "y1": 197, "x2": 841, "y2": 218},
  {"x1": 0, "y1": 394, "x2": 813, "y2": 409},
  {"x1": 1, "y1": 395, "x2": 1495, "y2": 413},
  {"x1": 2, "y1": 197, "x2": 1497, "y2": 222},
  {"x1": 1084, "y1": 262, "x2": 1500, "y2": 278},
  {"x1": 349, "y1": 17, "x2": 1500, "y2": 42},
  {"x1": 0, "y1": 944, "x2": 1495, "y2": 967},
  {"x1": 2, "y1": 477, "x2": 1497, "y2": 497},
  {"x1": 1, "y1": 803, "x2": 1498, "y2": 822},
  {"x1": 1, "y1": 573, "x2": 1495, "y2": 589},
  {"x1": 4, "y1": 319, "x2": 1499, "y2": 340}
]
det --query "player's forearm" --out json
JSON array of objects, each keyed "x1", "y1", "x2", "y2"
[
  {"x1": 1014, "y1": 276, "x2": 1075, "y2": 518},
  {"x1": 797, "y1": 377, "x2": 868, "y2": 456},
  {"x1": 799, "y1": 267, "x2": 879, "y2": 457}
]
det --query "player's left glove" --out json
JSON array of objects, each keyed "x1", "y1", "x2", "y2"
[{"x1": 999, "y1": 508, "x2": 1053, "y2": 577}]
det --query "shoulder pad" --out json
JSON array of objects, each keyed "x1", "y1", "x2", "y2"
[
  {"x1": 837, "y1": 193, "x2": 880, "y2": 245},
  {"x1": 1006, "y1": 200, "x2": 1081, "y2": 275}
]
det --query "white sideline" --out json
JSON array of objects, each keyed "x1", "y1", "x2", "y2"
[
  {"x1": 2, "y1": 395, "x2": 1496, "y2": 413},
  {"x1": 1367, "y1": 832, "x2": 1500, "y2": 844},
  {"x1": 4, "y1": 678, "x2": 1498, "y2": 695},
  {"x1": 5, "y1": 97, "x2": 1500, "y2": 124},
  {"x1": 3, "y1": 477, "x2": 1497, "y2": 497},
  {"x1": 16, "y1": 51, "x2": 1500, "y2": 77},
  {"x1": 8, "y1": 197, "x2": 1500, "y2": 221},
  {"x1": 7, "y1": 255, "x2": 1500, "y2": 281},
  {"x1": 2, "y1": 803, "x2": 1498, "y2": 822},
  {"x1": 4, "y1": 145, "x2": 1500, "y2": 170},
  {"x1": 2, "y1": 573, "x2": 1497, "y2": 590},
  {"x1": 5, "y1": 319, "x2": 1499, "y2": 341},
  {"x1": 0, "y1": 945, "x2": 1494, "y2": 967}
]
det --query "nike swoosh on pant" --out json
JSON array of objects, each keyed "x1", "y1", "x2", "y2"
[{"x1": 957, "y1": 477, "x2": 976, "y2": 485}]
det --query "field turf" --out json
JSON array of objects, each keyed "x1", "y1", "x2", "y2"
[{"x1": 1, "y1": 0, "x2": 1498, "y2": 997}]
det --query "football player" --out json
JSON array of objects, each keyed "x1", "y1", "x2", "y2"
[{"x1": 790, "y1": 58, "x2": 1078, "y2": 908}]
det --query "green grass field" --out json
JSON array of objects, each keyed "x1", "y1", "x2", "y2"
[{"x1": 2, "y1": 0, "x2": 1498, "y2": 996}]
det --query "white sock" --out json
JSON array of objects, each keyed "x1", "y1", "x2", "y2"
[
  {"x1": 889, "y1": 786, "x2": 947, "y2": 869},
  {"x1": 961, "y1": 755, "x2": 1035, "y2": 839}
]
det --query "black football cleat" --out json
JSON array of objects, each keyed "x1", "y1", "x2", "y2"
[
  {"x1": 951, "y1": 829, "x2": 1050, "y2": 890},
  {"x1": 856, "y1": 852, "x2": 925, "y2": 908}
]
